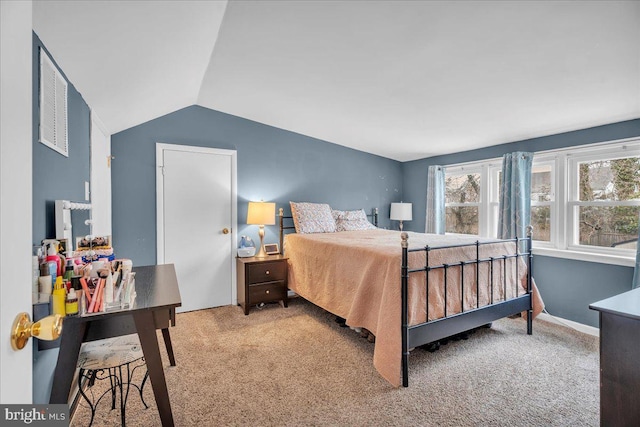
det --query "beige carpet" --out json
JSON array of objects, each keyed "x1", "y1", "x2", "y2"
[{"x1": 70, "y1": 297, "x2": 599, "y2": 427}]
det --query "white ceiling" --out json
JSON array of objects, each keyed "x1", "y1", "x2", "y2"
[{"x1": 33, "y1": 1, "x2": 640, "y2": 162}]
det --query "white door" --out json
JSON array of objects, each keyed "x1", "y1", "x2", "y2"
[
  {"x1": 90, "y1": 112, "x2": 111, "y2": 236},
  {"x1": 156, "y1": 144, "x2": 237, "y2": 312},
  {"x1": 1, "y1": 0, "x2": 33, "y2": 403}
]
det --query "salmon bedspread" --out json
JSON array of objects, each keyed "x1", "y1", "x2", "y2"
[{"x1": 284, "y1": 229, "x2": 544, "y2": 387}]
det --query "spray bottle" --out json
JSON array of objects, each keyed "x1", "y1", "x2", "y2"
[{"x1": 45, "y1": 241, "x2": 63, "y2": 277}]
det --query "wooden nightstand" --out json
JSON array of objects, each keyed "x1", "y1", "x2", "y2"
[{"x1": 237, "y1": 255, "x2": 288, "y2": 315}]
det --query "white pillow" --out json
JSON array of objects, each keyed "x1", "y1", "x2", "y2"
[
  {"x1": 332, "y1": 209, "x2": 377, "y2": 232},
  {"x1": 290, "y1": 202, "x2": 337, "y2": 233}
]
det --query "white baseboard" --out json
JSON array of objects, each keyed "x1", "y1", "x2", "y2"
[{"x1": 537, "y1": 312, "x2": 599, "y2": 337}]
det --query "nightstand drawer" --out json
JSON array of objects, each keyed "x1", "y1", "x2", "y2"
[
  {"x1": 249, "y1": 281, "x2": 287, "y2": 303},
  {"x1": 237, "y1": 255, "x2": 288, "y2": 315},
  {"x1": 247, "y1": 261, "x2": 287, "y2": 284}
]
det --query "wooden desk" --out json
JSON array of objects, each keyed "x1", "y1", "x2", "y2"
[
  {"x1": 49, "y1": 264, "x2": 182, "y2": 427},
  {"x1": 589, "y1": 288, "x2": 640, "y2": 427}
]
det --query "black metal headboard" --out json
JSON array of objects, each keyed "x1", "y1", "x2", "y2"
[{"x1": 278, "y1": 207, "x2": 379, "y2": 253}]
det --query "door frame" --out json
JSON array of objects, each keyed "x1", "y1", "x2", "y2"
[
  {"x1": 1, "y1": 0, "x2": 33, "y2": 403},
  {"x1": 155, "y1": 143, "x2": 238, "y2": 305}
]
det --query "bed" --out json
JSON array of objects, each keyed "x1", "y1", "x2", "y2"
[{"x1": 279, "y1": 203, "x2": 544, "y2": 387}]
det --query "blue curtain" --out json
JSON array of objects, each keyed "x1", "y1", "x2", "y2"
[
  {"x1": 425, "y1": 165, "x2": 446, "y2": 234},
  {"x1": 632, "y1": 214, "x2": 640, "y2": 289},
  {"x1": 498, "y1": 152, "x2": 533, "y2": 240}
]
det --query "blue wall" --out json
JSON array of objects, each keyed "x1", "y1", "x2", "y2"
[
  {"x1": 32, "y1": 33, "x2": 91, "y2": 247},
  {"x1": 110, "y1": 105, "x2": 403, "y2": 266},
  {"x1": 402, "y1": 119, "x2": 640, "y2": 327},
  {"x1": 31, "y1": 32, "x2": 92, "y2": 404}
]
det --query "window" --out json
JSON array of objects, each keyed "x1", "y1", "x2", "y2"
[
  {"x1": 39, "y1": 48, "x2": 68, "y2": 157},
  {"x1": 441, "y1": 138, "x2": 640, "y2": 265},
  {"x1": 445, "y1": 168, "x2": 481, "y2": 235},
  {"x1": 530, "y1": 161, "x2": 555, "y2": 243},
  {"x1": 567, "y1": 145, "x2": 640, "y2": 254},
  {"x1": 444, "y1": 161, "x2": 500, "y2": 236}
]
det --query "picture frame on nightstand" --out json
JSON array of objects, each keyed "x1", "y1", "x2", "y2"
[{"x1": 264, "y1": 243, "x2": 279, "y2": 255}]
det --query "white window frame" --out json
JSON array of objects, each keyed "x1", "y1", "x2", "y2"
[
  {"x1": 532, "y1": 138, "x2": 640, "y2": 267},
  {"x1": 487, "y1": 162, "x2": 502, "y2": 239},
  {"x1": 441, "y1": 137, "x2": 640, "y2": 267},
  {"x1": 529, "y1": 156, "x2": 558, "y2": 249},
  {"x1": 444, "y1": 159, "x2": 501, "y2": 238},
  {"x1": 565, "y1": 142, "x2": 640, "y2": 256}
]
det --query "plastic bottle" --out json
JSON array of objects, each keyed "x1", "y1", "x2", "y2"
[
  {"x1": 38, "y1": 275, "x2": 52, "y2": 295},
  {"x1": 65, "y1": 288, "x2": 78, "y2": 316},
  {"x1": 46, "y1": 243, "x2": 63, "y2": 278},
  {"x1": 47, "y1": 261, "x2": 57, "y2": 284},
  {"x1": 63, "y1": 259, "x2": 74, "y2": 290},
  {"x1": 51, "y1": 277, "x2": 66, "y2": 317}
]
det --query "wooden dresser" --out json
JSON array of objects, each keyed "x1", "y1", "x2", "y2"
[
  {"x1": 237, "y1": 255, "x2": 288, "y2": 315},
  {"x1": 589, "y1": 287, "x2": 640, "y2": 426}
]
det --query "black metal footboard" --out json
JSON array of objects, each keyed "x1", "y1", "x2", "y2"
[{"x1": 400, "y1": 231, "x2": 533, "y2": 387}]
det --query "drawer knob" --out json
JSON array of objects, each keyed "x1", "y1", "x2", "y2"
[
  {"x1": 266, "y1": 270, "x2": 270, "y2": 275},
  {"x1": 266, "y1": 290, "x2": 270, "y2": 294}
]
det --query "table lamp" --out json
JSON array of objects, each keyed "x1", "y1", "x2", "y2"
[
  {"x1": 390, "y1": 202, "x2": 412, "y2": 231},
  {"x1": 247, "y1": 201, "x2": 276, "y2": 258}
]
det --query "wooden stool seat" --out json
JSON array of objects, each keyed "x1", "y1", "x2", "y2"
[{"x1": 77, "y1": 334, "x2": 149, "y2": 426}]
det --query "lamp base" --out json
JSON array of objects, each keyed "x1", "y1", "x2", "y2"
[
  {"x1": 255, "y1": 225, "x2": 268, "y2": 258},
  {"x1": 255, "y1": 246, "x2": 268, "y2": 258}
]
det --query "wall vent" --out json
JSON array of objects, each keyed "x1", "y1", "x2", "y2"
[{"x1": 39, "y1": 48, "x2": 68, "y2": 157}]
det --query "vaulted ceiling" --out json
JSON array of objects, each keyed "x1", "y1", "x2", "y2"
[{"x1": 33, "y1": 1, "x2": 640, "y2": 161}]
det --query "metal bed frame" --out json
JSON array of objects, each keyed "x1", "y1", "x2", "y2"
[
  {"x1": 279, "y1": 207, "x2": 533, "y2": 387},
  {"x1": 400, "y1": 231, "x2": 533, "y2": 387}
]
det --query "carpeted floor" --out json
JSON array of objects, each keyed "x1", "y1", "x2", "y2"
[{"x1": 70, "y1": 297, "x2": 599, "y2": 427}]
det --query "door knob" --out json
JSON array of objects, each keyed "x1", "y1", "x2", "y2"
[
  {"x1": 11, "y1": 312, "x2": 63, "y2": 351},
  {"x1": 222, "y1": 228, "x2": 230, "y2": 234}
]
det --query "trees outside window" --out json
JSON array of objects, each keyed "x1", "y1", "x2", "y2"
[
  {"x1": 441, "y1": 138, "x2": 640, "y2": 263},
  {"x1": 574, "y1": 157, "x2": 640, "y2": 250},
  {"x1": 445, "y1": 172, "x2": 480, "y2": 235},
  {"x1": 530, "y1": 163, "x2": 554, "y2": 242}
]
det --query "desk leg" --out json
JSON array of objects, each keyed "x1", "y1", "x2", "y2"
[
  {"x1": 50, "y1": 321, "x2": 87, "y2": 404},
  {"x1": 170, "y1": 307, "x2": 176, "y2": 327},
  {"x1": 162, "y1": 328, "x2": 176, "y2": 367},
  {"x1": 134, "y1": 311, "x2": 174, "y2": 427}
]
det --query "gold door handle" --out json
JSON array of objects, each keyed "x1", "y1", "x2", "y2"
[
  {"x1": 222, "y1": 228, "x2": 230, "y2": 234},
  {"x1": 11, "y1": 313, "x2": 63, "y2": 351}
]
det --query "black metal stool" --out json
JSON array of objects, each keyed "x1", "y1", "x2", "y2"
[{"x1": 76, "y1": 334, "x2": 149, "y2": 426}]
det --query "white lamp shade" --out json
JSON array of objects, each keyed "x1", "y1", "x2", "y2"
[
  {"x1": 390, "y1": 202, "x2": 412, "y2": 221},
  {"x1": 247, "y1": 201, "x2": 276, "y2": 225}
]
